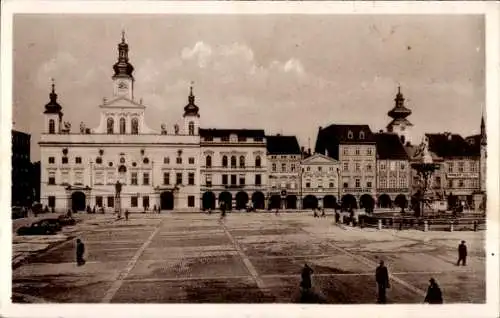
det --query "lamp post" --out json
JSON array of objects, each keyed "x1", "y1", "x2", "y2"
[
  {"x1": 337, "y1": 167, "x2": 341, "y2": 210},
  {"x1": 115, "y1": 181, "x2": 122, "y2": 218}
]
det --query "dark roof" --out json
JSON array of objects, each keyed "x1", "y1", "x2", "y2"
[
  {"x1": 44, "y1": 84, "x2": 63, "y2": 114},
  {"x1": 199, "y1": 128, "x2": 265, "y2": 138},
  {"x1": 315, "y1": 124, "x2": 374, "y2": 160},
  {"x1": 465, "y1": 134, "x2": 481, "y2": 154},
  {"x1": 266, "y1": 135, "x2": 301, "y2": 154},
  {"x1": 374, "y1": 133, "x2": 409, "y2": 160},
  {"x1": 426, "y1": 133, "x2": 479, "y2": 157},
  {"x1": 183, "y1": 86, "x2": 200, "y2": 117}
]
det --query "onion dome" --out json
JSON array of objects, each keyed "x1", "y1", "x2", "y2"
[
  {"x1": 183, "y1": 84, "x2": 200, "y2": 117},
  {"x1": 43, "y1": 80, "x2": 63, "y2": 114},
  {"x1": 112, "y1": 31, "x2": 134, "y2": 78}
]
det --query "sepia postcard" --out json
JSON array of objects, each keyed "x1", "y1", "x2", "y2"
[{"x1": 0, "y1": 1, "x2": 499, "y2": 318}]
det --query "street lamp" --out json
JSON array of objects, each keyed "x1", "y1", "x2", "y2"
[{"x1": 337, "y1": 167, "x2": 341, "y2": 210}]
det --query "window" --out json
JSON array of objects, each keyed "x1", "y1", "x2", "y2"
[
  {"x1": 366, "y1": 164, "x2": 372, "y2": 171},
  {"x1": 389, "y1": 178, "x2": 396, "y2": 188},
  {"x1": 204, "y1": 136, "x2": 213, "y2": 141},
  {"x1": 448, "y1": 179, "x2": 453, "y2": 188},
  {"x1": 188, "y1": 172, "x2": 195, "y2": 185},
  {"x1": 61, "y1": 171, "x2": 69, "y2": 184},
  {"x1": 355, "y1": 163, "x2": 360, "y2": 171},
  {"x1": 75, "y1": 171, "x2": 83, "y2": 185},
  {"x1": 222, "y1": 156, "x2": 228, "y2": 167},
  {"x1": 164, "y1": 157, "x2": 170, "y2": 164},
  {"x1": 306, "y1": 182, "x2": 311, "y2": 188},
  {"x1": 62, "y1": 157, "x2": 68, "y2": 164},
  {"x1": 343, "y1": 162, "x2": 349, "y2": 171},
  {"x1": 96, "y1": 196, "x2": 103, "y2": 207},
  {"x1": 458, "y1": 179, "x2": 464, "y2": 188},
  {"x1": 48, "y1": 196, "x2": 56, "y2": 207},
  {"x1": 131, "y1": 196, "x2": 138, "y2": 207},
  {"x1": 255, "y1": 174, "x2": 262, "y2": 185},
  {"x1": 347, "y1": 130, "x2": 353, "y2": 139},
  {"x1": 380, "y1": 177, "x2": 387, "y2": 188},
  {"x1": 143, "y1": 173, "x2": 149, "y2": 185},
  {"x1": 237, "y1": 136, "x2": 246, "y2": 142},
  {"x1": 400, "y1": 162, "x2": 406, "y2": 170},
  {"x1": 143, "y1": 157, "x2": 149, "y2": 164},
  {"x1": 188, "y1": 196, "x2": 195, "y2": 207},
  {"x1": 143, "y1": 196, "x2": 150, "y2": 208},
  {"x1": 49, "y1": 119, "x2": 55, "y2": 134},
  {"x1": 355, "y1": 148, "x2": 360, "y2": 155},
  {"x1": 176, "y1": 157, "x2": 182, "y2": 164},
  {"x1": 206, "y1": 174, "x2": 212, "y2": 187},
  {"x1": 343, "y1": 182, "x2": 348, "y2": 188},
  {"x1": 204, "y1": 155, "x2": 212, "y2": 168},
  {"x1": 435, "y1": 176, "x2": 441, "y2": 187},
  {"x1": 306, "y1": 167, "x2": 311, "y2": 171},
  {"x1": 458, "y1": 162, "x2": 464, "y2": 173},
  {"x1": 188, "y1": 121, "x2": 195, "y2": 135},
  {"x1": 118, "y1": 165, "x2": 127, "y2": 174},
  {"x1": 470, "y1": 162, "x2": 477, "y2": 172},
  {"x1": 239, "y1": 175, "x2": 245, "y2": 185},
  {"x1": 254, "y1": 136, "x2": 263, "y2": 142},
  {"x1": 189, "y1": 157, "x2": 195, "y2": 165},
  {"x1": 96, "y1": 157, "x2": 102, "y2": 164},
  {"x1": 448, "y1": 162, "x2": 453, "y2": 173},
  {"x1": 343, "y1": 148, "x2": 348, "y2": 155},
  {"x1": 239, "y1": 156, "x2": 245, "y2": 168},
  {"x1": 109, "y1": 162, "x2": 113, "y2": 167},
  {"x1": 119, "y1": 117, "x2": 126, "y2": 134},
  {"x1": 367, "y1": 148, "x2": 372, "y2": 155},
  {"x1": 48, "y1": 157, "x2": 55, "y2": 164},
  {"x1": 222, "y1": 174, "x2": 228, "y2": 185},
  {"x1": 131, "y1": 118, "x2": 139, "y2": 134},
  {"x1": 318, "y1": 166, "x2": 322, "y2": 172},
  {"x1": 76, "y1": 157, "x2": 82, "y2": 164},
  {"x1": 255, "y1": 156, "x2": 261, "y2": 168},
  {"x1": 131, "y1": 172, "x2": 138, "y2": 185},
  {"x1": 399, "y1": 178, "x2": 406, "y2": 188},
  {"x1": 231, "y1": 156, "x2": 237, "y2": 168},
  {"x1": 107, "y1": 196, "x2": 114, "y2": 207},
  {"x1": 231, "y1": 175, "x2": 237, "y2": 185},
  {"x1": 367, "y1": 181, "x2": 372, "y2": 188},
  {"x1": 291, "y1": 164, "x2": 296, "y2": 172},
  {"x1": 380, "y1": 163, "x2": 386, "y2": 171},
  {"x1": 359, "y1": 131, "x2": 365, "y2": 139},
  {"x1": 176, "y1": 173, "x2": 182, "y2": 185},
  {"x1": 282, "y1": 163, "x2": 287, "y2": 172},
  {"x1": 107, "y1": 118, "x2": 114, "y2": 134},
  {"x1": 48, "y1": 172, "x2": 56, "y2": 185},
  {"x1": 163, "y1": 172, "x2": 170, "y2": 185},
  {"x1": 329, "y1": 182, "x2": 334, "y2": 188},
  {"x1": 272, "y1": 163, "x2": 277, "y2": 172},
  {"x1": 355, "y1": 178, "x2": 360, "y2": 188}
]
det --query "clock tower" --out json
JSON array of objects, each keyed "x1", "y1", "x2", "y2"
[{"x1": 112, "y1": 31, "x2": 135, "y2": 100}]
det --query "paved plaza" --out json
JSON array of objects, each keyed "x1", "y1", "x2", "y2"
[{"x1": 12, "y1": 212, "x2": 486, "y2": 304}]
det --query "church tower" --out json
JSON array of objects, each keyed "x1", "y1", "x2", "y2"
[
  {"x1": 43, "y1": 79, "x2": 63, "y2": 134},
  {"x1": 386, "y1": 86, "x2": 413, "y2": 145},
  {"x1": 112, "y1": 31, "x2": 135, "y2": 100},
  {"x1": 480, "y1": 113, "x2": 486, "y2": 192},
  {"x1": 183, "y1": 84, "x2": 200, "y2": 136}
]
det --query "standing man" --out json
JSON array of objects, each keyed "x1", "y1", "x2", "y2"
[
  {"x1": 300, "y1": 263, "x2": 314, "y2": 293},
  {"x1": 125, "y1": 209, "x2": 129, "y2": 221},
  {"x1": 76, "y1": 239, "x2": 85, "y2": 266},
  {"x1": 424, "y1": 278, "x2": 443, "y2": 304},
  {"x1": 457, "y1": 240, "x2": 467, "y2": 266},
  {"x1": 375, "y1": 260, "x2": 390, "y2": 304}
]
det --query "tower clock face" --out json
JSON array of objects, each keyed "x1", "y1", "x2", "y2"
[{"x1": 118, "y1": 81, "x2": 128, "y2": 89}]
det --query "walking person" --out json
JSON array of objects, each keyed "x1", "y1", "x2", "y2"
[
  {"x1": 424, "y1": 278, "x2": 443, "y2": 304},
  {"x1": 457, "y1": 240, "x2": 467, "y2": 266},
  {"x1": 375, "y1": 260, "x2": 390, "y2": 304},
  {"x1": 125, "y1": 209, "x2": 129, "y2": 221},
  {"x1": 320, "y1": 206, "x2": 325, "y2": 218},
  {"x1": 76, "y1": 239, "x2": 86, "y2": 266},
  {"x1": 300, "y1": 263, "x2": 314, "y2": 294},
  {"x1": 275, "y1": 208, "x2": 279, "y2": 216},
  {"x1": 220, "y1": 202, "x2": 226, "y2": 221},
  {"x1": 313, "y1": 208, "x2": 318, "y2": 218}
]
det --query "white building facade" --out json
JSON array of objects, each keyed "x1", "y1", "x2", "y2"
[{"x1": 39, "y1": 34, "x2": 201, "y2": 212}]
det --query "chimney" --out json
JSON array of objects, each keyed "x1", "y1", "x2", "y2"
[{"x1": 301, "y1": 146, "x2": 305, "y2": 154}]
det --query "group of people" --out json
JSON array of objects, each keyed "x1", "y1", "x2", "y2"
[
  {"x1": 299, "y1": 240, "x2": 468, "y2": 304},
  {"x1": 312, "y1": 207, "x2": 326, "y2": 218}
]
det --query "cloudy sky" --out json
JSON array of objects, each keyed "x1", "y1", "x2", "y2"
[{"x1": 13, "y1": 14, "x2": 484, "y2": 160}]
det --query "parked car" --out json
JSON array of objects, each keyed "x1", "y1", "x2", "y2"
[
  {"x1": 57, "y1": 215, "x2": 76, "y2": 226},
  {"x1": 42, "y1": 218, "x2": 63, "y2": 231},
  {"x1": 16, "y1": 220, "x2": 59, "y2": 236}
]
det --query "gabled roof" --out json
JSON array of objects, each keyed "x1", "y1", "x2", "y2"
[
  {"x1": 375, "y1": 133, "x2": 409, "y2": 160},
  {"x1": 199, "y1": 128, "x2": 265, "y2": 138},
  {"x1": 100, "y1": 96, "x2": 145, "y2": 109},
  {"x1": 266, "y1": 135, "x2": 301, "y2": 154},
  {"x1": 426, "y1": 133, "x2": 479, "y2": 157},
  {"x1": 301, "y1": 153, "x2": 339, "y2": 165}
]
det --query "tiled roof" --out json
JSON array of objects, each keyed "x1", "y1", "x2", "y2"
[
  {"x1": 375, "y1": 133, "x2": 409, "y2": 160},
  {"x1": 266, "y1": 135, "x2": 301, "y2": 154},
  {"x1": 199, "y1": 128, "x2": 265, "y2": 138},
  {"x1": 426, "y1": 133, "x2": 479, "y2": 157},
  {"x1": 315, "y1": 124, "x2": 374, "y2": 159}
]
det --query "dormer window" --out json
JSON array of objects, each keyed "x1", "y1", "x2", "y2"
[
  {"x1": 359, "y1": 131, "x2": 365, "y2": 140},
  {"x1": 143, "y1": 157, "x2": 149, "y2": 164},
  {"x1": 347, "y1": 130, "x2": 353, "y2": 139},
  {"x1": 230, "y1": 134, "x2": 238, "y2": 142}
]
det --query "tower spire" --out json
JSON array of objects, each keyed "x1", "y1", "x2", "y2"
[
  {"x1": 183, "y1": 82, "x2": 199, "y2": 117},
  {"x1": 113, "y1": 31, "x2": 134, "y2": 78},
  {"x1": 44, "y1": 79, "x2": 62, "y2": 114},
  {"x1": 480, "y1": 112, "x2": 486, "y2": 145}
]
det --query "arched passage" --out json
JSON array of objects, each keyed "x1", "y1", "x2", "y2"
[
  {"x1": 360, "y1": 194, "x2": 375, "y2": 212},
  {"x1": 286, "y1": 195, "x2": 297, "y2": 209},
  {"x1": 252, "y1": 192, "x2": 265, "y2": 210},
  {"x1": 269, "y1": 195, "x2": 281, "y2": 209},
  {"x1": 235, "y1": 192, "x2": 249, "y2": 210},
  {"x1": 219, "y1": 192, "x2": 232, "y2": 210},
  {"x1": 160, "y1": 191, "x2": 174, "y2": 210},
  {"x1": 341, "y1": 194, "x2": 357, "y2": 211},
  {"x1": 71, "y1": 191, "x2": 86, "y2": 211},
  {"x1": 394, "y1": 194, "x2": 408, "y2": 209},
  {"x1": 323, "y1": 195, "x2": 337, "y2": 209},
  {"x1": 202, "y1": 192, "x2": 216, "y2": 210},
  {"x1": 378, "y1": 194, "x2": 392, "y2": 208},
  {"x1": 303, "y1": 195, "x2": 318, "y2": 210}
]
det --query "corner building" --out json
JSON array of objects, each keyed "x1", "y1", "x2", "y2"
[{"x1": 39, "y1": 34, "x2": 201, "y2": 212}]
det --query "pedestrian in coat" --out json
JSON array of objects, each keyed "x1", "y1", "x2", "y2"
[
  {"x1": 375, "y1": 260, "x2": 390, "y2": 304},
  {"x1": 300, "y1": 263, "x2": 314, "y2": 293},
  {"x1": 320, "y1": 207, "x2": 326, "y2": 217},
  {"x1": 457, "y1": 240, "x2": 467, "y2": 266},
  {"x1": 76, "y1": 239, "x2": 85, "y2": 266},
  {"x1": 424, "y1": 278, "x2": 443, "y2": 304},
  {"x1": 125, "y1": 209, "x2": 129, "y2": 221},
  {"x1": 313, "y1": 208, "x2": 318, "y2": 218}
]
